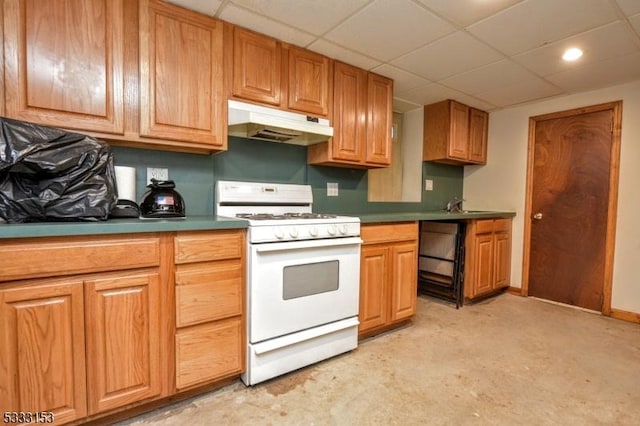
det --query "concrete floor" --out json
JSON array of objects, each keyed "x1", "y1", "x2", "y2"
[{"x1": 119, "y1": 294, "x2": 640, "y2": 425}]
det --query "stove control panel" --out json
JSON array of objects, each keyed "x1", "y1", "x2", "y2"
[{"x1": 249, "y1": 222, "x2": 360, "y2": 243}]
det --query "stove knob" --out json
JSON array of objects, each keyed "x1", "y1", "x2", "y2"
[
  {"x1": 274, "y1": 229, "x2": 285, "y2": 239},
  {"x1": 327, "y1": 225, "x2": 337, "y2": 236},
  {"x1": 309, "y1": 226, "x2": 319, "y2": 237},
  {"x1": 339, "y1": 224, "x2": 348, "y2": 235},
  {"x1": 289, "y1": 228, "x2": 299, "y2": 238}
]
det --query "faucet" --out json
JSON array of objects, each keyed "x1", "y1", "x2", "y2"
[{"x1": 446, "y1": 197, "x2": 464, "y2": 213}]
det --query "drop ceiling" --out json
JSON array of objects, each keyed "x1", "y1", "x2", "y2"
[{"x1": 167, "y1": 0, "x2": 640, "y2": 112}]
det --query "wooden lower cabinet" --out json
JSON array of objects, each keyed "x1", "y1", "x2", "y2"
[
  {"x1": 173, "y1": 231, "x2": 245, "y2": 391},
  {"x1": 84, "y1": 271, "x2": 162, "y2": 414},
  {"x1": 0, "y1": 279, "x2": 87, "y2": 425},
  {"x1": 359, "y1": 222, "x2": 418, "y2": 338},
  {"x1": 464, "y1": 218, "x2": 512, "y2": 300}
]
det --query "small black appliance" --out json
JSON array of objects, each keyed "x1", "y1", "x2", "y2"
[{"x1": 139, "y1": 179, "x2": 186, "y2": 218}]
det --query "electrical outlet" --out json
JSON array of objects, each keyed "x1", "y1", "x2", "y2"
[
  {"x1": 327, "y1": 182, "x2": 339, "y2": 197},
  {"x1": 147, "y1": 167, "x2": 168, "y2": 185},
  {"x1": 425, "y1": 179, "x2": 434, "y2": 191}
]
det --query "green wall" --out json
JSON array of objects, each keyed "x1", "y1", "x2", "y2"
[{"x1": 112, "y1": 137, "x2": 463, "y2": 216}]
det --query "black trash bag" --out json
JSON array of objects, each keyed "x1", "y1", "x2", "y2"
[{"x1": 0, "y1": 117, "x2": 117, "y2": 223}]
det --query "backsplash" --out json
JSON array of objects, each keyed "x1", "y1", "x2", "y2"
[{"x1": 112, "y1": 137, "x2": 462, "y2": 216}]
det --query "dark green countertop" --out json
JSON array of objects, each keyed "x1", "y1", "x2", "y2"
[
  {"x1": 356, "y1": 210, "x2": 516, "y2": 223},
  {"x1": 0, "y1": 211, "x2": 516, "y2": 239},
  {"x1": 0, "y1": 216, "x2": 248, "y2": 239}
]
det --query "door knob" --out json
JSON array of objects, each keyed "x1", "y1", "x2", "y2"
[{"x1": 533, "y1": 212, "x2": 543, "y2": 220}]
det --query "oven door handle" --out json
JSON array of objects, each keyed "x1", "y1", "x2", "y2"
[
  {"x1": 254, "y1": 236, "x2": 363, "y2": 253},
  {"x1": 253, "y1": 317, "x2": 360, "y2": 355}
]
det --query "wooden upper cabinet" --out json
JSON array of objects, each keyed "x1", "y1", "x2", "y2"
[
  {"x1": 0, "y1": 280, "x2": 87, "y2": 425},
  {"x1": 307, "y1": 64, "x2": 393, "y2": 169},
  {"x1": 2, "y1": 0, "x2": 124, "y2": 134},
  {"x1": 139, "y1": 0, "x2": 225, "y2": 148},
  {"x1": 423, "y1": 99, "x2": 488, "y2": 165},
  {"x1": 366, "y1": 73, "x2": 393, "y2": 166},
  {"x1": 232, "y1": 27, "x2": 282, "y2": 106},
  {"x1": 330, "y1": 61, "x2": 366, "y2": 162},
  {"x1": 287, "y1": 45, "x2": 331, "y2": 117}
]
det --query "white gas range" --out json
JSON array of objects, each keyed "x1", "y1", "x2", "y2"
[{"x1": 215, "y1": 180, "x2": 362, "y2": 386}]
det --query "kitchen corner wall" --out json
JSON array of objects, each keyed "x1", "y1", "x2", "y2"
[{"x1": 112, "y1": 138, "x2": 463, "y2": 216}]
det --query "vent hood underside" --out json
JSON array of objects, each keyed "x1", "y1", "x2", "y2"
[{"x1": 228, "y1": 100, "x2": 333, "y2": 146}]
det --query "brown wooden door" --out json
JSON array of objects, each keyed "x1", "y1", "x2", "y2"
[
  {"x1": 473, "y1": 233, "x2": 494, "y2": 296},
  {"x1": 468, "y1": 108, "x2": 488, "y2": 164},
  {"x1": 447, "y1": 101, "x2": 470, "y2": 161},
  {"x1": 3, "y1": 0, "x2": 124, "y2": 134},
  {"x1": 528, "y1": 108, "x2": 614, "y2": 311},
  {"x1": 365, "y1": 73, "x2": 393, "y2": 166},
  {"x1": 85, "y1": 271, "x2": 161, "y2": 414},
  {"x1": 232, "y1": 27, "x2": 282, "y2": 106},
  {"x1": 359, "y1": 245, "x2": 389, "y2": 334},
  {"x1": 390, "y1": 242, "x2": 418, "y2": 322},
  {"x1": 139, "y1": 0, "x2": 225, "y2": 147},
  {"x1": 287, "y1": 46, "x2": 330, "y2": 117},
  {"x1": 332, "y1": 62, "x2": 366, "y2": 163},
  {"x1": 0, "y1": 280, "x2": 87, "y2": 424}
]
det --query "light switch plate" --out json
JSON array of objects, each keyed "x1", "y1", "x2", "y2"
[
  {"x1": 425, "y1": 179, "x2": 434, "y2": 191},
  {"x1": 147, "y1": 167, "x2": 168, "y2": 185},
  {"x1": 327, "y1": 182, "x2": 339, "y2": 197}
]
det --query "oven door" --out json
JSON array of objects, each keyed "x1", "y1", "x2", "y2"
[{"x1": 248, "y1": 236, "x2": 362, "y2": 343}]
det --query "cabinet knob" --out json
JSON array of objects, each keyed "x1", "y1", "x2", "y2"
[{"x1": 533, "y1": 212, "x2": 543, "y2": 220}]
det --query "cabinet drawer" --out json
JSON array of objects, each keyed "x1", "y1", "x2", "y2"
[
  {"x1": 494, "y1": 219, "x2": 511, "y2": 233},
  {"x1": 175, "y1": 230, "x2": 243, "y2": 264},
  {"x1": 175, "y1": 318, "x2": 243, "y2": 390},
  {"x1": 362, "y1": 222, "x2": 418, "y2": 244},
  {"x1": 474, "y1": 220, "x2": 495, "y2": 234},
  {"x1": 0, "y1": 236, "x2": 160, "y2": 282},
  {"x1": 175, "y1": 261, "x2": 243, "y2": 327}
]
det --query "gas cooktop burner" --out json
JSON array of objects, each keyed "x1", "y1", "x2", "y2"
[{"x1": 236, "y1": 212, "x2": 338, "y2": 220}]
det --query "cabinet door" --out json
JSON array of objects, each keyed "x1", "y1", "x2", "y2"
[
  {"x1": 287, "y1": 46, "x2": 330, "y2": 117},
  {"x1": 0, "y1": 280, "x2": 87, "y2": 424},
  {"x1": 3, "y1": 0, "x2": 124, "y2": 134},
  {"x1": 175, "y1": 318, "x2": 243, "y2": 390},
  {"x1": 332, "y1": 62, "x2": 366, "y2": 162},
  {"x1": 366, "y1": 73, "x2": 393, "y2": 166},
  {"x1": 468, "y1": 108, "x2": 488, "y2": 164},
  {"x1": 359, "y1": 245, "x2": 389, "y2": 334},
  {"x1": 232, "y1": 27, "x2": 282, "y2": 106},
  {"x1": 493, "y1": 231, "x2": 511, "y2": 290},
  {"x1": 473, "y1": 233, "x2": 495, "y2": 296},
  {"x1": 447, "y1": 100, "x2": 470, "y2": 161},
  {"x1": 390, "y1": 242, "x2": 418, "y2": 322},
  {"x1": 85, "y1": 272, "x2": 161, "y2": 414},
  {"x1": 139, "y1": 0, "x2": 225, "y2": 147}
]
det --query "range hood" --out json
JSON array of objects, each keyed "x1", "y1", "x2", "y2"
[{"x1": 228, "y1": 100, "x2": 333, "y2": 146}]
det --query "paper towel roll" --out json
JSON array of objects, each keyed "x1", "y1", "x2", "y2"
[{"x1": 114, "y1": 166, "x2": 136, "y2": 202}]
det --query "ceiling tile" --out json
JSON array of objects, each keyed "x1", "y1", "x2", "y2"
[
  {"x1": 393, "y1": 98, "x2": 422, "y2": 113},
  {"x1": 441, "y1": 60, "x2": 539, "y2": 96},
  {"x1": 394, "y1": 83, "x2": 496, "y2": 111},
  {"x1": 513, "y1": 22, "x2": 639, "y2": 77},
  {"x1": 615, "y1": 0, "x2": 640, "y2": 15},
  {"x1": 166, "y1": 0, "x2": 223, "y2": 16},
  {"x1": 546, "y1": 52, "x2": 640, "y2": 92},
  {"x1": 370, "y1": 64, "x2": 431, "y2": 93},
  {"x1": 391, "y1": 30, "x2": 504, "y2": 80},
  {"x1": 416, "y1": 0, "x2": 523, "y2": 27},
  {"x1": 307, "y1": 39, "x2": 381, "y2": 70},
  {"x1": 324, "y1": 0, "x2": 455, "y2": 62},
  {"x1": 228, "y1": 0, "x2": 371, "y2": 36},
  {"x1": 467, "y1": 0, "x2": 619, "y2": 55},
  {"x1": 475, "y1": 78, "x2": 564, "y2": 107},
  {"x1": 219, "y1": 4, "x2": 316, "y2": 46}
]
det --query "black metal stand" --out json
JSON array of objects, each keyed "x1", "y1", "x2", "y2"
[{"x1": 417, "y1": 222, "x2": 466, "y2": 309}]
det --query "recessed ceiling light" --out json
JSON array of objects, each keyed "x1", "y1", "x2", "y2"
[{"x1": 562, "y1": 47, "x2": 583, "y2": 61}]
